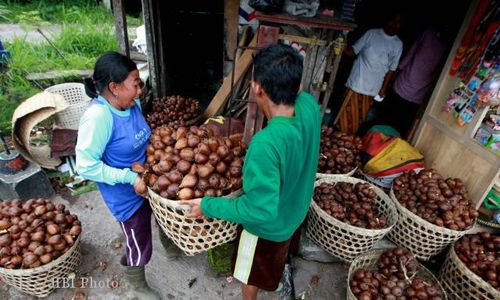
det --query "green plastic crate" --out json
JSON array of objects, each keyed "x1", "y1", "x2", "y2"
[{"x1": 483, "y1": 188, "x2": 500, "y2": 209}]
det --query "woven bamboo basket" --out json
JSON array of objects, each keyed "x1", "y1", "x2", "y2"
[
  {"x1": 347, "y1": 249, "x2": 447, "y2": 300},
  {"x1": 387, "y1": 189, "x2": 473, "y2": 261},
  {"x1": 148, "y1": 188, "x2": 242, "y2": 256},
  {"x1": 316, "y1": 167, "x2": 357, "y2": 179},
  {"x1": 438, "y1": 245, "x2": 499, "y2": 300},
  {"x1": 0, "y1": 235, "x2": 81, "y2": 297},
  {"x1": 306, "y1": 176, "x2": 398, "y2": 262}
]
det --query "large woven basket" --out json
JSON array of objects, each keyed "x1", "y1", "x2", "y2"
[
  {"x1": 148, "y1": 188, "x2": 241, "y2": 256},
  {"x1": 387, "y1": 189, "x2": 472, "y2": 261},
  {"x1": 438, "y1": 245, "x2": 499, "y2": 300},
  {"x1": 0, "y1": 235, "x2": 82, "y2": 297},
  {"x1": 316, "y1": 167, "x2": 357, "y2": 179},
  {"x1": 45, "y1": 83, "x2": 91, "y2": 130},
  {"x1": 347, "y1": 249, "x2": 447, "y2": 300},
  {"x1": 306, "y1": 176, "x2": 398, "y2": 262}
]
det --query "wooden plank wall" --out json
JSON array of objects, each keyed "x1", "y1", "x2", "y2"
[{"x1": 413, "y1": 0, "x2": 500, "y2": 206}]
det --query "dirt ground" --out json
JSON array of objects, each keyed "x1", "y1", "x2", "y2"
[{"x1": 0, "y1": 190, "x2": 350, "y2": 300}]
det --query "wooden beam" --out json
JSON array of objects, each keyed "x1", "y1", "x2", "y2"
[
  {"x1": 255, "y1": 11, "x2": 356, "y2": 31},
  {"x1": 112, "y1": 0, "x2": 129, "y2": 57},
  {"x1": 236, "y1": 25, "x2": 250, "y2": 60},
  {"x1": 203, "y1": 34, "x2": 257, "y2": 119}
]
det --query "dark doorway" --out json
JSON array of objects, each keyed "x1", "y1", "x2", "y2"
[
  {"x1": 158, "y1": 1, "x2": 224, "y2": 109},
  {"x1": 328, "y1": 0, "x2": 471, "y2": 126}
]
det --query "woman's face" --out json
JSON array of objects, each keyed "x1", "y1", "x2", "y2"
[{"x1": 113, "y1": 69, "x2": 142, "y2": 109}]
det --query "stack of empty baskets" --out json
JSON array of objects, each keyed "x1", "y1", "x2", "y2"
[
  {"x1": 45, "y1": 83, "x2": 91, "y2": 130},
  {"x1": 45, "y1": 83, "x2": 91, "y2": 172}
]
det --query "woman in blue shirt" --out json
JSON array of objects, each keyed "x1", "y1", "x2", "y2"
[{"x1": 76, "y1": 51, "x2": 159, "y2": 299}]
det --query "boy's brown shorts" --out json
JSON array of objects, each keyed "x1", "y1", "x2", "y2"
[{"x1": 231, "y1": 227, "x2": 301, "y2": 291}]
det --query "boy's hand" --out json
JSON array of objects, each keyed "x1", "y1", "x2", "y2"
[{"x1": 180, "y1": 198, "x2": 205, "y2": 219}]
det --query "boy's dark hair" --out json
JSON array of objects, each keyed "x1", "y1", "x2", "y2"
[
  {"x1": 253, "y1": 44, "x2": 303, "y2": 106},
  {"x1": 84, "y1": 51, "x2": 137, "y2": 98}
]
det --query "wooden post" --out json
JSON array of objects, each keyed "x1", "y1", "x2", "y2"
[
  {"x1": 112, "y1": 0, "x2": 129, "y2": 57},
  {"x1": 142, "y1": 0, "x2": 168, "y2": 98},
  {"x1": 320, "y1": 43, "x2": 344, "y2": 117},
  {"x1": 223, "y1": 0, "x2": 239, "y2": 77}
]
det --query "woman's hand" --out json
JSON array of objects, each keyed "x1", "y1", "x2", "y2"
[{"x1": 133, "y1": 175, "x2": 148, "y2": 197}]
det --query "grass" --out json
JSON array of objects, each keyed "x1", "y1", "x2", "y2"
[
  {"x1": 0, "y1": 0, "x2": 142, "y2": 132},
  {"x1": 0, "y1": 0, "x2": 142, "y2": 26}
]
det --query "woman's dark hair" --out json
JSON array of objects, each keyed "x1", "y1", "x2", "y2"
[
  {"x1": 84, "y1": 51, "x2": 137, "y2": 98},
  {"x1": 253, "y1": 43, "x2": 303, "y2": 106}
]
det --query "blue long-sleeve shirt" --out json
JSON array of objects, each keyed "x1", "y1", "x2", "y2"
[{"x1": 75, "y1": 96, "x2": 151, "y2": 221}]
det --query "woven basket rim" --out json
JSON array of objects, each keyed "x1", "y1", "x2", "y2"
[
  {"x1": 389, "y1": 188, "x2": 475, "y2": 235},
  {"x1": 44, "y1": 82, "x2": 85, "y2": 91},
  {"x1": 0, "y1": 234, "x2": 81, "y2": 276},
  {"x1": 316, "y1": 166, "x2": 357, "y2": 178},
  {"x1": 347, "y1": 248, "x2": 448, "y2": 300},
  {"x1": 148, "y1": 187, "x2": 191, "y2": 212},
  {"x1": 447, "y1": 244, "x2": 500, "y2": 297},
  {"x1": 148, "y1": 187, "x2": 242, "y2": 213},
  {"x1": 311, "y1": 175, "x2": 398, "y2": 235},
  {"x1": 148, "y1": 187, "x2": 241, "y2": 255}
]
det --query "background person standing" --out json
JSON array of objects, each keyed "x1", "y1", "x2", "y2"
[
  {"x1": 373, "y1": 25, "x2": 449, "y2": 137},
  {"x1": 334, "y1": 12, "x2": 403, "y2": 134}
]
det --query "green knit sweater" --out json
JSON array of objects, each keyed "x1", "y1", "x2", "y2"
[{"x1": 201, "y1": 92, "x2": 321, "y2": 242}]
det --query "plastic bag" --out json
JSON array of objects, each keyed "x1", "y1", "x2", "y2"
[
  {"x1": 283, "y1": 0, "x2": 320, "y2": 17},
  {"x1": 248, "y1": 0, "x2": 284, "y2": 13},
  {"x1": 132, "y1": 25, "x2": 147, "y2": 55}
]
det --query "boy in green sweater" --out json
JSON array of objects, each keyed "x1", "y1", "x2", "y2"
[{"x1": 181, "y1": 44, "x2": 321, "y2": 299}]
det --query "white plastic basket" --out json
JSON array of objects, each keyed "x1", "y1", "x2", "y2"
[{"x1": 45, "y1": 83, "x2": 91, "y2": 130}]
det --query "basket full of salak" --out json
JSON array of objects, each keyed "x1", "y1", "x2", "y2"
[
  {"x1": 0, "y1": 198, "x2": 82, "y2": 297},
  {"x1": 347, "y1": 247, "x2": 447, "y2": 300},
  {"x1": 146, "y1": 95, "x2": 201, "y2": 129},
  {"x1": 317, "y1": 125, "x2": 362, "y2": 178},
  {"x1": 306, "y1": 175, "x2": 398, "y2": 262},
  {"x1": 388, "y1": 169, "x2": 478, "y2": 260},
  {"x1": 133, "y1": 125, "x2": 246, "y2": 255},
  {"x1": 438, "y1": 232, "x2": 499, "y2": 300}
]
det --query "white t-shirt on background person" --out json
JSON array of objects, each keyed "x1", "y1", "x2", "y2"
[{"x1": 346, "y1": 28, "x2": 403, "y2": 97}]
